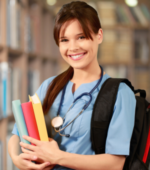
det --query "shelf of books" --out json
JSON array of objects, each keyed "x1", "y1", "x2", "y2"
[
  {"x1": 0, "y1": 0, "x2": 150, "y2": 169},
  {"x1": 0, "y1": 0, "x2": 63, "y2": 169},
  {"x1": 92, "y1": 0, "x2": 150, "y2": 101}
]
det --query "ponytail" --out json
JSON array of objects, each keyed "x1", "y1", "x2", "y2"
[{"x1": 43, "y1": 66, "x2": 73, "y2": 114}]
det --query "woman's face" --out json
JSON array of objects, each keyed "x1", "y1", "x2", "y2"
[{"x1": 59, "y1": 19, "x2": 103, "y2": 69}]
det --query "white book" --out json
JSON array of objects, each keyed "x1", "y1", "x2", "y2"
[
  {"x1": 12, "y1": 67, "x2": 22, "y2": 101},
  {"x1": 32, "y1": 70, "x2": 40, "y2": 95},
  {"x1": 10, "y1": 0, "x2": 18, "y2": 48},
  {"x1": 6, "y1": 0, "x2": 11, "y2": 46},
  {"x1": 7, "y1": 66, "x2": 12, "y2": 116},
  {"x1": 140, "y1": 39, "x2": 149, "y2": 63}
]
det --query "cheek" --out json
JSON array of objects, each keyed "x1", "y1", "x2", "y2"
[
  {"x1": 59, "y1": 46, "x2": 67, "y2": 56},
  {"x1": 80, "y1": 41, "x2": 93, "y2": 52}
]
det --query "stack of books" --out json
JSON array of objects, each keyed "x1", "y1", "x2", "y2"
[{"x1": 12, "y1": 93, "x2": 48, "y2": 144}]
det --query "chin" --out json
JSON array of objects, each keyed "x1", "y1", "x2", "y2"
[{"x1": 70, "y1": 63, "x2": 90, "y2": 70}]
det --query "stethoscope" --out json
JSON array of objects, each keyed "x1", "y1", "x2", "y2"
[{"x1": 51, "y1": 65, "x2": 104, "y2": 137}]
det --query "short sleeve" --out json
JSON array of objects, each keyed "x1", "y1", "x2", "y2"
[
  {"x1": 12, "y1": 123, "x2": 20, "y2": 136},
  {"x1": 105, "y1": 82, "x2": 136, "y2": 156},
  {"x1": 11, "y1": 75, "x2": 57, "y2": 136}
]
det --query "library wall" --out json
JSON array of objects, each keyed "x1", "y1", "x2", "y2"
[{"x1": 0, "y1": 0, "x2": 150, "y2": 169}]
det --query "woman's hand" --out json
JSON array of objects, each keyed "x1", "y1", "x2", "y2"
[
  {"x1": 20, "y1": 136, "x2": 61, "y2": 166},
  {"x1": 13, "y1": 152, "x2": 51, "y2": 170}
]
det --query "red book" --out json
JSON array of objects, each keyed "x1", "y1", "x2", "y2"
[{"x1": 21, "y1": 102, "x2": 40, "y2": 145}]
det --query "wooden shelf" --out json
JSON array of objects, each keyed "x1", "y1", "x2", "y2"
[
  {"x1": 135, "y1": 60, "x2": 150, "y2": 67},
  {"x1": 8, "y1": 47, "x2": 23, "y2": 56},
  {"x1": 42, "y1": 55, "x2": 59, "y2": 62},
  {"x1": 99, "y1": 60, "x2": 132, "y2": 66},
  {"x1": 0, "y1": 45, "x2": 3, "y2": 52},
  {"x1": 102, "y1": 24, "x2": 150, "y2": 30},
  {"x1": 28, "y1": 52, "x2": 39, "y2": 58},
  {"x1": 7, "y1": 114, "x2": 15, "y2": 122}
]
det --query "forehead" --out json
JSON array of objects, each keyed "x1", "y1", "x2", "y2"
[{"x1": 59, "y1": 19, "x2": 83, "y2": 37}]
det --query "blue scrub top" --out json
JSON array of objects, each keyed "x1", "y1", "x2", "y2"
[{"x1": 12, "y1": 73, "x2": 136, "y2": 170}]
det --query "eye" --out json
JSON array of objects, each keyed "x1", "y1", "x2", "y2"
[
  {"x1": 79, "y1": 36, "x2": 85, "y2": 39},
  {"x1": 60, "y1": 39, "x2": 68, "y2": 42}
]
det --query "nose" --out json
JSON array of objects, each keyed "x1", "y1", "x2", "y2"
[{"x1": 68, "y1": 40, "x2": 79, "y2": 52}]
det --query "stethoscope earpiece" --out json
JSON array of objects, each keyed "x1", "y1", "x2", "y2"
[{"x1": 51, "y1": 65, "x2": 104, "y2": 137}]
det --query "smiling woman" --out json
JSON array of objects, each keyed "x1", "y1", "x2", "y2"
[
  {"x1": 8, "y1": 1, "x2": 136, "y2": 170},
  {"x1": 58, "y1": 19, "x2": 103, "y2": 73}
]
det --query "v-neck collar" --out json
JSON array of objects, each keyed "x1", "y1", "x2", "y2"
[{"x1": 68, "y1": 73, "x2": 109, "y2": 100}]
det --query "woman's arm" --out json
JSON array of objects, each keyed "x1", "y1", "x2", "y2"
[
  {"x1": 20, "y1": 136, "x2": 126, "y2": 170},
  {"x1": 8, "y1": 134, "x2": 20, "y2": 162},
  {"x1": 57, "y1": 151, "x2": 125, "y2": 170}
]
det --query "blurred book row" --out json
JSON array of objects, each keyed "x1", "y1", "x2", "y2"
[
  {"x1": 88, "y1": 1, "x2": 150, "y2": 26},
  {"x1": 0, "y1": 62, "x2": 40, "y2": 120},
  {"x1": 0, "y1": 61, "x2": 150, "y2": 121},
  {"x1": 0, "y1": 0, "x2": 56, "y2": 57},
  {"x1": 1, "y1": 121, "x2": 20, "y2": 170},
  {"x1": 104, "y1": 65, "x2": 150, "y2": 100},
  {"x1": 98, "y1": 28, "x2": 149, "y2": 64}
]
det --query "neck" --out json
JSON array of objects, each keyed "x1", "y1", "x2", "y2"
[{"x1": 70, "y1": 62, "x2": 103, "y2": 84}]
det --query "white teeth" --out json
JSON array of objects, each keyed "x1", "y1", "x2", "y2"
[{"x1": 70, "y1": 53, "x2": 85, "y2": 59}]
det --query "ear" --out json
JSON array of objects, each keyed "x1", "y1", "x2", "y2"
[{"x1": 97, "y1": 28, "x2": 103, "y2": 44}]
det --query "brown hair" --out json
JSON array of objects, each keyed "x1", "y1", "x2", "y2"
[{"x1": 43, "y1": 1, "x2": 101, "y2": 114}]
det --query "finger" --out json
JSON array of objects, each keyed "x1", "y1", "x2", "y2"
[
  {"x1": 21, "y1": 153, "x2": 38, "y2": 161},
  {"x1": 21, "y1": 147, "x2": 34, "y2": 155},
  {"x1": 28, "y1": 161, "x2": 51, "y2": 170},
  {"x1": 20, "y1": 142, "x2": 36, "y2": 151},
  {"x1": 23, "y1": 135, "x2": 40, "y2": 146}
]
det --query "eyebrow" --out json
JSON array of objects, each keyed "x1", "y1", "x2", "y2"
[{"x1": 59, "y1": 33, "x2": 84, "y2": 40}]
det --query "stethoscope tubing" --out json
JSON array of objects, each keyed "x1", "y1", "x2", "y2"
[{"x1": 53, "y1": 65, "x2": 104, "y2": 135}]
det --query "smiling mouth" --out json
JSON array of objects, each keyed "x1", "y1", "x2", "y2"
[{"x1": 69, "y1": 52, "x2": 87, "y2": 60}]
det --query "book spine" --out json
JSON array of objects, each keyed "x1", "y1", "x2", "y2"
[
  {"x1": 1, "y1": 62, "x2": 8, "y2": 117},
  {"x1": 21, "y1": 102, "x2": 40, "y2": 145},
  {"x1": 12, "y1": 100, "x2": 30, "y2": 144},
  {"x1": 32, "y1": 103, "x2": 48, "y2": 141}
]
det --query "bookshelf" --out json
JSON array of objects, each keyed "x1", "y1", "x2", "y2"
[
  {"x1": 0, "y1": 0, "x2": 63, "y2": 169},
  {"x1": 0, "y1": 0, "x2": 150, "y2": 169},
  {"x1": 94, "y1": 0, "x2": 150, "y2": 100}
]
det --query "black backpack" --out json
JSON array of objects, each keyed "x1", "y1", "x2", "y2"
[{"x1": 91, "y1": 78, "x2": 150, "y2": 170}]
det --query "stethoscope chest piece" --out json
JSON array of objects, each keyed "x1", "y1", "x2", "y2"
[
  {"x1": 51, "y1": 65, "x2": 104, "y2": 137},
  {"x1": 51, "y1": 116, "x2": 63, "y2": 128}
]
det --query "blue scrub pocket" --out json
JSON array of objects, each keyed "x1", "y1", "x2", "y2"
[{"x1": 61, "y1": 99, "x2": 87, "y2": 138}]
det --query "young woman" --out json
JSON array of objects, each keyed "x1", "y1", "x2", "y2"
[{"x1": 8, "y1": 1, "x2": 136, "y2": 170}]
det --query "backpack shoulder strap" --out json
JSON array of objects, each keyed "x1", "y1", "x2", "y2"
[{"x1": 91, "y1": 77, "x2": 134, "y2": 154}]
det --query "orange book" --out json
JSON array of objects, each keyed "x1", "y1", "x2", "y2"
[{"x1": 29, "y1": 93, "x2": 48, "y2": 141}]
